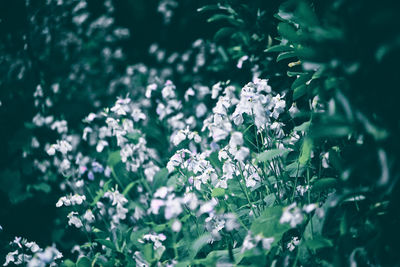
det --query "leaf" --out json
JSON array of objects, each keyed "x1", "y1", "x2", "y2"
[
  {"x1": 107, "y1": 150, "x2": 121, "y2": 168},
  {"x1": 196, "y1": 248, "x2": 243, "y2": 265},
  {"x1": 264, "y1": 194, "x2": 276, "y2": 207},
  {"x1": 305, "y1": 236, "x2": 333, "y2": 250},
  {"x1": 293, "y1": 120, "x2": 311, "y2": 132},
  {"x1": 152, "y1": 168, "x2": 168, "y2": 190},
  {"x1": 122, "y1": 182, "x2": 136, "y2": 196},
  {"x1": 208, "y1": 151, "x2": 222, "y2": 170},
  {"x1": 191, "y1": 233, "x2": 212, "y2": 259},
  {"x1": 310, "y1": 117, "x2": 353, "y2": 139},
  {"x1": 131, "y1": 227, "x2": 150, "y2": 247},
  {"x1": 312, "y1": 178, "x2": 338, "y2": 193},
  {"x1": 143, "y1": 243, "x2": 154, "y2": 263},
  {"x1": 277, "y1": 51, "x2": 297, "y2": 62},
  {"x1": 207, "y1": 14, "x2": 244, "y2": 27},
  {"x1": 256, "y1": 148, "x2": 290, "y2": 163},
  {"x1": 250, "y1": 206, "x2": 290, "y2": 247},
  {"x1": 95, "y1": 239, "x2": 116, "y2": 250},
  {"x1": 299, "y1": 138, "x2": 312, "y2": 165},
  {"x1": 285, "y1": 161, "x2": 306, "y2": 177},
  {"x1": 295, "y1": 2, "x2": 319, "y2": 27},
  {"x1": 277, "y1": 22, "x2": 300, "y2": 42},
  {"x1": 214, "y1": 27, "x2": 235, "y2": 42},
  {"x1": 126, "y1": 132, "x2": 141, "y2": 144},
  {"x1": 60, "y1": 259, "x2": 76, "y2": 267},
  {"x1": 291, "y1": 73, "x2": 313, "y2": 90},
  {"x1": 197, "y1": 4, "x2": 226, "y2": 12},
  {"x1": 211, "y1": 188, "x2": 225, "y2": 197},
  {"x1": 293, "y1": 84, "x2": 308, "y2": 100},
  {"x1": 264, "y1": 44, "x2": 293, "y2": 53},
  {"x1": 76, "y1": 257, "x2": 91, "y2": 267}
]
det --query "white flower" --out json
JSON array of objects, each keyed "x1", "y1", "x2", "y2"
[
  {"x1": 172, "y1": 130, "x2": 186, "y2": 146},
  {"x1": 171, "y1": 220, "x2": 182, "y2": 232},
  {"x1": 25, "y1": 242, "x2": 40, "y2": 253},
  {"x1": 287, "y1": 237, "x2": 300, "y2": 251},
  {"x1": 154, "y1": 187, "x2": 170, "y2": 199},
  {"x1": 150, "y1": 199, "x2": 165, "y2": 215},
  {"x1": 164, "y1": 195, "x2": 182, "y2": 219},
  {"x1": 261, "y1": 237, "x2": 274, "y2": 250},
  {"x1": 196, "y1": 103, "x2": 207, "y2": 118},
  {"x1": 303, "y1": 204, "x2": 317, "y2": 213},
  {"x1": 4, "y1": 250, "x2": 18, "y2": 266},
  {"x1": 57, "y1": 140, "x2": 72, "y2": 154},
  {"x1": 237, "y1": 55, "x2": 248, "y2": 69},
  {"x1": 280, "y1": 203, "x2": 303, "y2": 228},
  {"x1": 46, "y1": 146, "x2": 56, "y2": 156},
  {"x1": 67, "y1": 212, "x2": 83, "y2": 228},
  {"x1": 96, "y1": 140, "x2": 108, "y2": 152},
  {"x1": 83, "y1": 210, "x2": 95, "y2": 223}
]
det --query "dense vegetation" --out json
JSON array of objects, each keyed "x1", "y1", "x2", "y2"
[{"x1": 1, "y1": 0, "x2": 399, "y2": 266}]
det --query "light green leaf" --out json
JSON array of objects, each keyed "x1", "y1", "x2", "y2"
[
  {"x1": 250, "y1": 206, "x2": 290, "y2": 247},
  {"x1": 299, "y1": 138, "x2": 312, "y2": 165},
  {"x1": 211, "y1": 187, "x2": 225, "y2": 197},
  {"x1": 76, "y1": 257, "x2": 91, "y2": 267},
  {"x1": 256, "y1": 148, "x2": 290, "y2": 163}
]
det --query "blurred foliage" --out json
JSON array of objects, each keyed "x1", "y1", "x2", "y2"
[{"x1": 1, "y1": 0, "x2": 400, "y2": 266}]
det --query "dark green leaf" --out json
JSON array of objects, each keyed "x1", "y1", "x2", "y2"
[
  {"x1": 277, "y1": 51, "x2": 297, "y2": 62},
  {"x1": 95, "y1": 239, "x2": 116, "y2": 250},
  {"x1": 264, "y1": 44, "x2": 293, "y2": 53},
  {"x1": 312, "y1": 178, "x2": 338, "y2": 193}
]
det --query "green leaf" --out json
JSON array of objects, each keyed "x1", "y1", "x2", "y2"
[
  {"x1": 107, "y1": 150, "x2": 121, "y2": 168},
  {"x1": 305, "y1": 236, "x2": 333, "y2": 250},
  {"x1": 60, "y1": 259, "x2": 76, "y2": 267},
  {"x1": 277, "y1": 51, "x2": 297, "y2": 62},
  {"x1": 131, "y1": 227, "x2": 150, "y2": 247},
  {"x1": 214, "y1": 27, "x2": 235, "y2": 42},
  {"x1": 208, "y1": 151, "x2": 223, "y2": 170},
  {"x1": 250, "y1": 206, "x2": 290, "y2": 247},
  {"x1": 196, "y1": 248, "x2": 243, "y2": 265},
  {"x1": 264, "y1": 194, "x2": 276, "y2": 207},
  {"x1": 293, "y1": 121, "x2": 311, "y2": 132},
  {"x1": 256, "y1": 148, "x2": 290, "y2": 163},
  {"x1": 293, "y1": 84, "x2": 308, "y2": 100},
  {"x1": 277, "y1": 22, "x2": 300, "y2": 42},
  {"x1": 126, "y1": 132, "x2": 141, "y2": 144},
  {"x1": 291, "y1": 73, "x2": 313, "y2": 90},
  {"x1": 207, "y1": 14, "x2": 244, "y2": 26},
  {"x1": 211, "y1": 188, "x2": 225, "y2": 197},
  {"x1": 122, "y1": 182, "x2": 136, "y2": 196},
  {"x1": 264, "y1": 44, "x2": 293, "y2": 53},
  {"x1": 299, "y1": 138, "x2": 312, "y2": 165},
  {"x1": 191, "y1": 233, "x2": 212, "y2": 259},
  {"x1": 143, "y1": 243, "x2": 154, "y2": 263},
  {"x1": 76, "y1": 257, "x2": 91, "y2": 267},
  {"x1": 312, "y1": 178, "x2": 338, "y2": 193},
  {"x1": 197, "y1": 4, "x2": 226, "y2": 12},
  {"x1": 95, "y1": 239, "x2": 116, "y2": 250},
  {"x1": 310, "y1": 117, "x2": 353, "y2": 139},
  {"x1": 295, "y1": 2, "x2": 319, "y2": 27},
  {"x1": 152, "y1": 168, "x2": 168, "y2": 190}
]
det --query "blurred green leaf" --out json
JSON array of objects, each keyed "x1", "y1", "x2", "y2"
[
  {"x1": 76, "y1": 257, "x2": 91, "y2": 267},
  {"x1": 256, "y1": 148, "x2": 290, "y2": 163}
]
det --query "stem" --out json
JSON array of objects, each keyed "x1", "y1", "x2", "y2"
[{"x1": 236, "y1": 163, "x2": 257, "y2": 216}]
